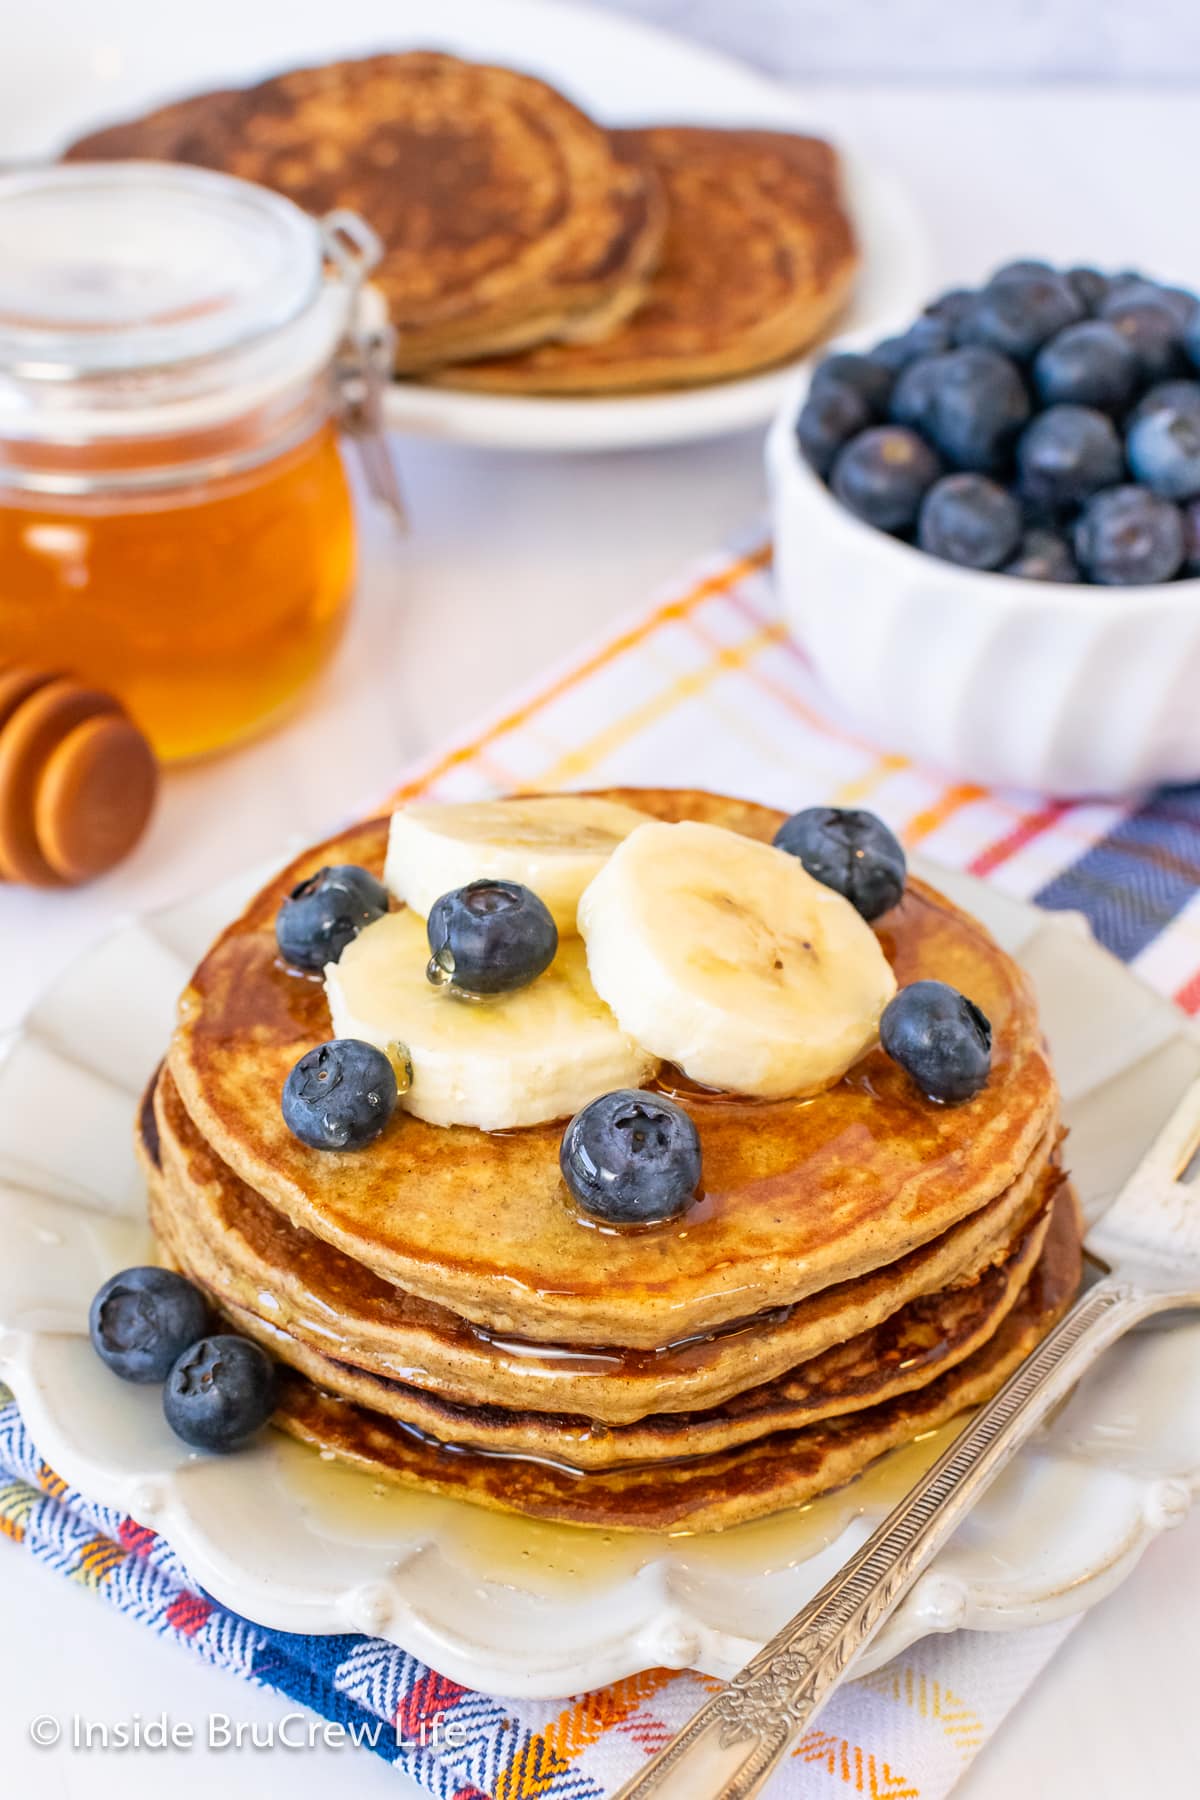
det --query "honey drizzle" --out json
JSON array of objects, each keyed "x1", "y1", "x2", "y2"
[{"x1": 271, "y1": 1420, "x2": 962, "y2": 1591}]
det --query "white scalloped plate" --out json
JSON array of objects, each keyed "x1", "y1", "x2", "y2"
[{"x1": 2, "y1": 856, "x2": 1199, "y2": 1698}]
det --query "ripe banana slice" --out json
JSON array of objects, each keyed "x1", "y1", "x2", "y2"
[
  {"x1": 578, "y1": 821, "x2": 897, "y2": 1099},
  {"x1": 325, "y1": 908, "x2": 657, "y2": 1130},
  {"x1": 384, "y1": 796, "x2": 650, "y2": 933}
]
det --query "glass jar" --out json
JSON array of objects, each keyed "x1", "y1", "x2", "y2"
[{"x1": 0, "y1": 163, "x2": 396, "y2": 761}]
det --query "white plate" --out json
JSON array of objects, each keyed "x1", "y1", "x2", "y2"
[
  {"x1": 1, "y1": 855, "x2": 1199, "y2": 1698},
  {"x1": 0, "y1": 0, "x2": 930, "y2": 452}
]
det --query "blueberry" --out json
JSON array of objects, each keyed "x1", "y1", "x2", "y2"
[
  {"x1": 276, "y1": 864, "x2": 388, "y2": 971},
  {"x1": 923, "y1": 288, "x2": 977, "y2": 332},
  {"x1": 810, "y1": 352, "x2": 894, "y2": 416},
  {"x1": 89, "y1": 1267, "x2": 210, "y2": 1384},
  {"x1": 1160, "y1": 284, "x2": 1199, "y2": 328},
  {"x1": 773, "y1": 806, "x2": 906, "y2": 922},
  {"x1": 1186, "y1": 307, "x2": 1200, "y2": 374},
  {"x1": 796, "y1": 382, "x2": 872, "y2": 476},
  {"x1": 915, "y1": 348, "x2": 1032, "y2": 473},
  {"x1": 1127, "y1": 401, "x2": 1200, "y2": 500},
  {"x1": 1106, "y1": 277, "x2": 1196, "y2": 331},
  {"x1": 889, "y1": 354, "x2": 943, "y2": 434},
  {"x1": 1074, "y1": 486, "x2": 1185, "y2": 585},
  {"x1": 988, "y1": 258, "x2": 1055, "y2": 284},
  {"x1": 163, "y1": 1335, "x2": 276, "y2": 1453},
  {"x1": 560, "y1": 1090, "x2": 701, "y2": 1227},
  {"x1": 1129, "y1": 379, "x2": 1200, "y2": 429},
  {"x1": 1183, "y1": 499, "x2": 1200, "y2": 572},
  {"x1": 1016, "y1": 404, "x2": 1125, "y2": 512},
  {"x1": 282, "y1": 1038, "x2": 398, "y2": 1151},
  {"x1": 1100, "y1": 295, "x2": 1187, "y2": 383},
  {"x1": 917, "y1": 474, "x2": 1022, "y2": 570},
  {"x1": 957, "y1": 272, "x2": 1084, "y2": 361},
  {"x1": 1002, "y1": 528, "x2": 1079, "y2": 583},
  {"x1": 880, "y1": 980, "x2": 992, "y2": 1104},
  {"x1": 1033, "y1": 321, "x2": 1140, "y2": 415},
  {"x1": 871, "y1": 316, "x2": 951, "y2": 371},
  {"x1": 830, "y1": 426, "x2": 941, "y2": 532},
  {"x1": 426, "y1": 879, "x2": 557, "y2": 996},
  {"x1": 1102, "y1": 275, "x2": 1158, "y2": 309},
  {"x1": 1065, "y1": 266, "x2": 1111, "y2": 313}
]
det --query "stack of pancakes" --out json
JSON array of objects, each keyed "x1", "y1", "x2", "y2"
[
  {"x1": 64, "y1": 52, "x2": 859, "y2": 392},
  {"x1": 138, "y1": 790, "x2": 1080, "y2": 1533}
]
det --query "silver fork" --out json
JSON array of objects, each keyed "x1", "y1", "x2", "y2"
[{"x1": 613, "y1": 1074, "x2": 1200, "y2": 1800}]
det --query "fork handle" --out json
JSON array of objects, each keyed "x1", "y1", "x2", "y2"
[{"x1": 613, "y1": 1276, "x2": 1155, "y2": 1800}]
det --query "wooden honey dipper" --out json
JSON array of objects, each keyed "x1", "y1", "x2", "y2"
[{"x1": 0, "y1": 666, "x2": 158, "y2": 886}]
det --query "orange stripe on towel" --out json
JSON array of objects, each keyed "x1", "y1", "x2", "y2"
[{"x1": 390, "y1": 546, "x2": 772, "y2": 804}]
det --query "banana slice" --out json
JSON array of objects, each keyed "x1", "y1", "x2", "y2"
[
  {"x1": 325, "y1": 908, "x2": 657, "y2": 1130},
  {"x1": 384, "y1": 796, "x2": 650, "y2": 933},
  {"x1": 578, "y1": 820, "x2": 897, "y2": 1099}
]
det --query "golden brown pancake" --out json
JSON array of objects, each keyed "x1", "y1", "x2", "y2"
[
  {"x1": 432, "y1": 127, "x2": 858, "y2": 393},
  {"x1": 140, "y1": 782, "x2": 1075, "y2": 1530},
  {"x1": 62, "y1": 52, "x2": 666, "y2": 371},
  {"x1": 167, "y1": 789, "x2": 1058, "y2": 1347},
  {"x1": 266, "y1": 1190, "x2": 1082, "y2": 1532},
  {"x1": 147, "y1": 1139, "x2": 1058, "y2": 1469},
  {"x1": 149, "y1": 1060, "x2": 1058, "y2": 1422}
]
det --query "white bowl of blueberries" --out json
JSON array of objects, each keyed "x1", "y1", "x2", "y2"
[{"x1": 766, "y1": 260, "x2": 1200, "y2": 794}]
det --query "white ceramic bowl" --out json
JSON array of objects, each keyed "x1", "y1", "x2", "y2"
[{"x1": 766, "y1": 361, "x2": 1200, "y2": 795}]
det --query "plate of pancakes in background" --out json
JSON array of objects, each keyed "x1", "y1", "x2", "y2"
[
  {"x1": 2, "y1": 785, "x2": 1200, "y2": 1697},
  {"x1": 20, "y1": 0, "x2": 932, "y2": 449}
]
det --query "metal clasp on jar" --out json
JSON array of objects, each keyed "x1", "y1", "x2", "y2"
[{"x1": 323, "y1": 209, "x2": 407, "y2": 527}]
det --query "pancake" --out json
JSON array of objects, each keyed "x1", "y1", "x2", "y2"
[
  {"x1": 149, "y1": 1061, "x2": 1058, "y2": 1422},
  {"x1": 62, "y1": 52, "x2": 666, "y2": 371},
  {"x1": 167, "y1": 789, "x2": 1059, "y2": 1347},
  {"x1": 266, "y1": 1190, "x2": 1082, "y2": 1532},
  {"x1": 147, "y1": 1140, "x2": 1059, "y2": 1469},
  {"x1": 432, "y1": 127, "x2": 858, "y2": 393}
]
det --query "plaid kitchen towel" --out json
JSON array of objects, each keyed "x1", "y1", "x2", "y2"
[{"x1": 3, "y1": 533, "x2": 1199, "y2": 1799}]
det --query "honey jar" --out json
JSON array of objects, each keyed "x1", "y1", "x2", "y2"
[{"x1": 0, "y1": 163, "x2": 399, "y2": 761}]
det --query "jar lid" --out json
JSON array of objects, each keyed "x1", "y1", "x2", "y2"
[
  {"x1": 0, "y1": 161, "x2": 324, "y2": 374},
  {"x1": 0, "y1": 162, "x2": 358, "y2": 439}
]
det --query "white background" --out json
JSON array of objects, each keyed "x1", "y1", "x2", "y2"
[
  {"x1": 594, "y1": 0, "x2": 1200, "y2": 81},
  {"x1": 3, "y1": 5, "x2": 1200, "y2": 1794}
]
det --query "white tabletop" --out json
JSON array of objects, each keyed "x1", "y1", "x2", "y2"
[{"x1": 3, "y1": 83, "x2": 1200, "y2": 1797}]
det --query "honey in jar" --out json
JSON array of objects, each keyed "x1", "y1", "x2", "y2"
[{"x1": 0, "y1": 164, "x2": 391, "y2": 761}]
